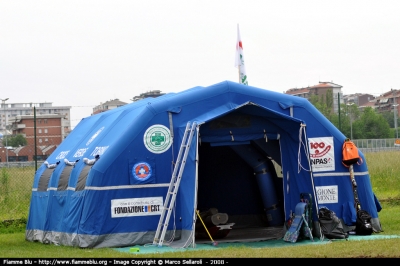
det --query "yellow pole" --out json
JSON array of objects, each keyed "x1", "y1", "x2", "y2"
[{"x1": 196, "y1": 210, "x2": 217, "y2": 245}]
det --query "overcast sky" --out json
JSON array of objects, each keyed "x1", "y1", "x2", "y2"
[{"x1": 2, "y1": 1, "x2": 400, "y2": 128}]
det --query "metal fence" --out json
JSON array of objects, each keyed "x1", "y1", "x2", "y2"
[
  {"x1": 1, "y1": 164, "x2": 36, "y2": 222},
  {"x1": 1, "y1": 139, "x2": 400, "y2": 222},
  {"x1": 354, "y1": 138, "x2": 400, "y2": 153}
]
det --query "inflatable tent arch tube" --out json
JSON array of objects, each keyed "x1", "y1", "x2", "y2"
[{"x1": 230, "y1": 144, "x2": 284, "y2": 226}]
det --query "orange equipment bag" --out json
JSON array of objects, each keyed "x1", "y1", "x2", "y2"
[{"x1": 342, "y1": 138, "x2": 363, "y2": 167}]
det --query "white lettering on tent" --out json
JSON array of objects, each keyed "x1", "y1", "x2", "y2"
[
  {"x1": 55, "y1": 151, "x2": 69, "y2": 160},
  {"x1": 111, "y1": 197, "x2": 163, "y2": 218},
  {"x1": 91, "y1": 146, "x2": 109, "y2": 156},
  {"x1": 315, "y1": 185, "x2": 338, "y2": 204},
  {"x1": 73, "y1": 148, "x2": 88, "y2": 158},
  {"x1": 308, "y1": 137, "x2": 335, "y2": 172},
  {"x1": 86, "y1": 127, "x2": 104, "y2": 146}
]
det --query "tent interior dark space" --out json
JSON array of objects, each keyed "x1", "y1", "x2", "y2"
[{"x1": 196, "y1": 141, "x2": 285, "y2": 243}]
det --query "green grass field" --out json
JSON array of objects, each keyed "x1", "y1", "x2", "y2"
[{"x1": 1, "y1": 151, "x2": 400, "y2": 258}]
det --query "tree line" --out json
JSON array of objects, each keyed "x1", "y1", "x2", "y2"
[{"x1": 1, "y1": 134, "x2": 27, "y2": 148}]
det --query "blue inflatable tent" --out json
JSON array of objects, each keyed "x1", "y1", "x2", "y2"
[{"x1": 26, "y1": 81, "x2": 382, "y2": 248}]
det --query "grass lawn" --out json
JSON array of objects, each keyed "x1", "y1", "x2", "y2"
[{"x1": 1, "y1": 196, "x2": 399, "y2": 258}]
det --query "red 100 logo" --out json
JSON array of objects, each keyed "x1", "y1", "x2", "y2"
[{"x1": 310, "y1": 142, "x2": 331, "y2": 157}]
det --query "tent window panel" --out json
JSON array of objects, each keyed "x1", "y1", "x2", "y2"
[
  {"x1": 58, "y1": 166, "x2": 74, "y2": 191},
  {"x1": 75, "y1": 165, "x2": 92, "y2": 191},
  {"x1": 37, "y1": 168, "x2": 55, "y2": 191}
]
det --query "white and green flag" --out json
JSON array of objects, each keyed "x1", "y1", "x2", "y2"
[{"x1": 235, "y1": 24, "x2": 248, "y2": 85}]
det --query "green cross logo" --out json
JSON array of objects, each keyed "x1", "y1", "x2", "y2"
[
  {"x1": 143, "y1": 125, "x2": 172, "y2": 154},
  {"x1": 151, "y1": 132, "x2": 165, "y2": 146}
]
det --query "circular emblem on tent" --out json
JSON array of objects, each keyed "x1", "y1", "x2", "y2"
[
  {"x1": 132, "y1": 162, "x2": 152, "y2": 181},
  {"x1": 143, "y1": 124, "x2": 172, "y2": 154}
]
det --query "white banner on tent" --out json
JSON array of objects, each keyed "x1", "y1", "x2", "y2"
[
  {"x1": 315, "y1": 185, "x2": 338, "y2": 204},
  {"x1": 308, "y1": 136, "x2": 335, "y2": 172},
  {"x1": 111, "y1": 197, "x2": 163, "y2": 218}
]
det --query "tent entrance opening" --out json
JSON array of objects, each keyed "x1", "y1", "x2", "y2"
[{"x1": 196, "y1": 140, "x2": 285, "y2": 243}]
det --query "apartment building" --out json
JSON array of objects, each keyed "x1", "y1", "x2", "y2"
[
  {"x1": 92, "y1": 99, "x2": 128, "y2": 115},
  {"x1": 372, "y1": 89, "x2": 400, "y2": 114},
  {"x1": 130, "y1": 90, "x2": 165, "y2": 102},
  {"x1": 285, "y1": 81, "x2": 344, "y2": 114},
  {"x1": 11, "y1": 114, "x2": 66, "y2": 145},
  {"x1": 0, "y1": 101, "x2": 71, "y2": 163},
  {"x1": 1, "y1": 101, "x2": 71, "y2": 136},
  {"x1": 92, "y1": 91, "x2": 165, "y2": 115},
  {"x1": 284, "y1": 82, "x2": 400, "y2": 119},
  {"x1": 342, "y1": 93, "x2": 376, "y2": 106}
]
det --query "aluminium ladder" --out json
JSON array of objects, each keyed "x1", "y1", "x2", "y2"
[{"x1": 153, "y1": 121, "x2": 197, "y2": 247}]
